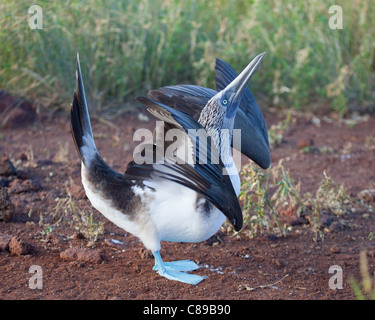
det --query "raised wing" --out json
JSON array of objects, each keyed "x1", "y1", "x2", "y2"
[
  {"x1": 146, "y1": 58, "x2": 270, "y2": 169},
  {"x1": 127, "y1": 96, "x2": 243, "y2": 231}
]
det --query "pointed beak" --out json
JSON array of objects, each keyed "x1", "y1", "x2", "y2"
[
  {"x1": 216, "y1": 53, "x2": 270, "y2": 169},
  {"x1": 223, "y1": 52, "x2": 266, "y2": 119}
]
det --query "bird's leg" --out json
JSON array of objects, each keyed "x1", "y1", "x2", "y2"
[{"x1": 152, "y1": 251, "x2": 206, "y2": 285}]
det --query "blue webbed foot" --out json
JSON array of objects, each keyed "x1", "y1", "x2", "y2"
[
  {"x1": 157, "y1": 268, "x2": 206, "y2": 285},
  {"x1": 152, "y1": 251, "x2": 206, "y2": 285},
  {"x1": 153, "y1": 259, "x2": 200, "y2": 272}
]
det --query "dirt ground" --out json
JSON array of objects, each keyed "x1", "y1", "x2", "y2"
[{"x1": 1, "y1": 93, "x2": 375, "y2": 300}]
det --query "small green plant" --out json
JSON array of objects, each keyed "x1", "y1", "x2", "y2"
[
  {"x1": 70, "y1": 199, "x2": 105, "y2": 245},
  {"x1": 303, "y1": 171, "x2": 351, "y2": 241},
  {"x1": 40, "y1": 196, "x2": 104, "y2": 245},
  {"x1": 350, "y1": 250, "x2": 375, "y2": 300},
  {"x1": 365, "y1": 136, "x2": 375, "y2": 151},
  {"x1": 316, "y1": 171, "x2": 350, "y2": 216},
  {"x1": 239, "y1": 159, "x2": 352, "y2": 241},
  {"x1": 268, "y1": 111, "x2": 292, "y2": 148},
  {"x1": 270, "y1": 159, "x2": 305, "y2": 216},
  {"x1": 38, "y1": 209, "x2": 55, "y2": 238},
  {"x1": 238, "y1": 159, "x2": 303, "y2": 238},
  {"x1": 238, "y1": 163, "x2": 279, "y2": 238},
  {"x1": 40, "y1": 223, "x2": 53, "y2": 237}
]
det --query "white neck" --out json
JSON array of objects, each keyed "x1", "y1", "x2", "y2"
[
  {"x1": 198, "y1": 104, "x2": 240, "y2": 195},
  {"x1": 204, "y1": 126, "x2": 241, "y2": 196},
  {"x1": 222, "y1": 146, "x2": 241, "y2": 196}
]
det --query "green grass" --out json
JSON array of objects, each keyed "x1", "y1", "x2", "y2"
[{"x1": 1, "y1": 0, "x2": 374, "y2": 114}]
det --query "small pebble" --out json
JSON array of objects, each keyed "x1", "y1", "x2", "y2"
[
  {"x1": 60, "y1": 247, "x2": 102, "y2": 264},
  {"x1": 9, "y1": 236, "x2": 33, "y2": 256},
  {"x1": 330, "y1": 246, "x2": 341, "y2": 254}
]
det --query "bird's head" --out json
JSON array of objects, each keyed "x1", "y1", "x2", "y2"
[
  {"x1": 200, "y1": 52, "x2": 265, "y2": 128},
  {"x1": 221, "y1": 52, "x2": 266, "y2": 118},
  {"x1": 199, "y1": 53, "x2": 266, "y2": 162}
]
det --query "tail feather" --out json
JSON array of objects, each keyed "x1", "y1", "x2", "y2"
[{"x1": 70, "y1": 53, "x2": 97, "y2": 166}]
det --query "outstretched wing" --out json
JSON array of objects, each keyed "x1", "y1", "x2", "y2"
[
  {"x1": 147, "y1": 58, "x2": 270, "y2": 169},
  {"x1": 127, "y1": 96, "x2": 243, "y2": 231},
  {"x1": 147, "y1": 85, "x2": 213, "y2": 121}
]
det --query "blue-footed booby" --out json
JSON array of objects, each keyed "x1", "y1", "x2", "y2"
[{"x1": 70, "y1": 53, "x2": 269, "y2": 285}]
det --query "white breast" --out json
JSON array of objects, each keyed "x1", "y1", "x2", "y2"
[{"x1": 135, "y1": 178, "x2": 226, "y2": 243}]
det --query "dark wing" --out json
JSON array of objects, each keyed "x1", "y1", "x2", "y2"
[
  {"x1": 127, "y1": 96, "x2": 243, "y2": 231},
  {"x1": 147, "y1": 84, "x2": 215, "y2": 121},
  {"x1": 147, "y1": 61, "x2": 270, "y2": 169}
]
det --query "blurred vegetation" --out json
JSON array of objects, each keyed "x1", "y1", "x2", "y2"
[
  {"x1": 0, "y1": 0, "x2": 374, "y2": 114},
  {"x1": 350, "y1": 250, "x2": 375, "y2": 300}
]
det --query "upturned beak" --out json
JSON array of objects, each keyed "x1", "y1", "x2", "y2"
[
  {"x1": 215, "y1": 53, "x2": 270, "y2": 169},
  {"x1": 223, "y1": 52, "x2": 266, "y2": 119}
]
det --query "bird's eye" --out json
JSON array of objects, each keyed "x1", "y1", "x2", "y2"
[{"x1": 222, "y1": 99, "x2": 228, "y2": 105}]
